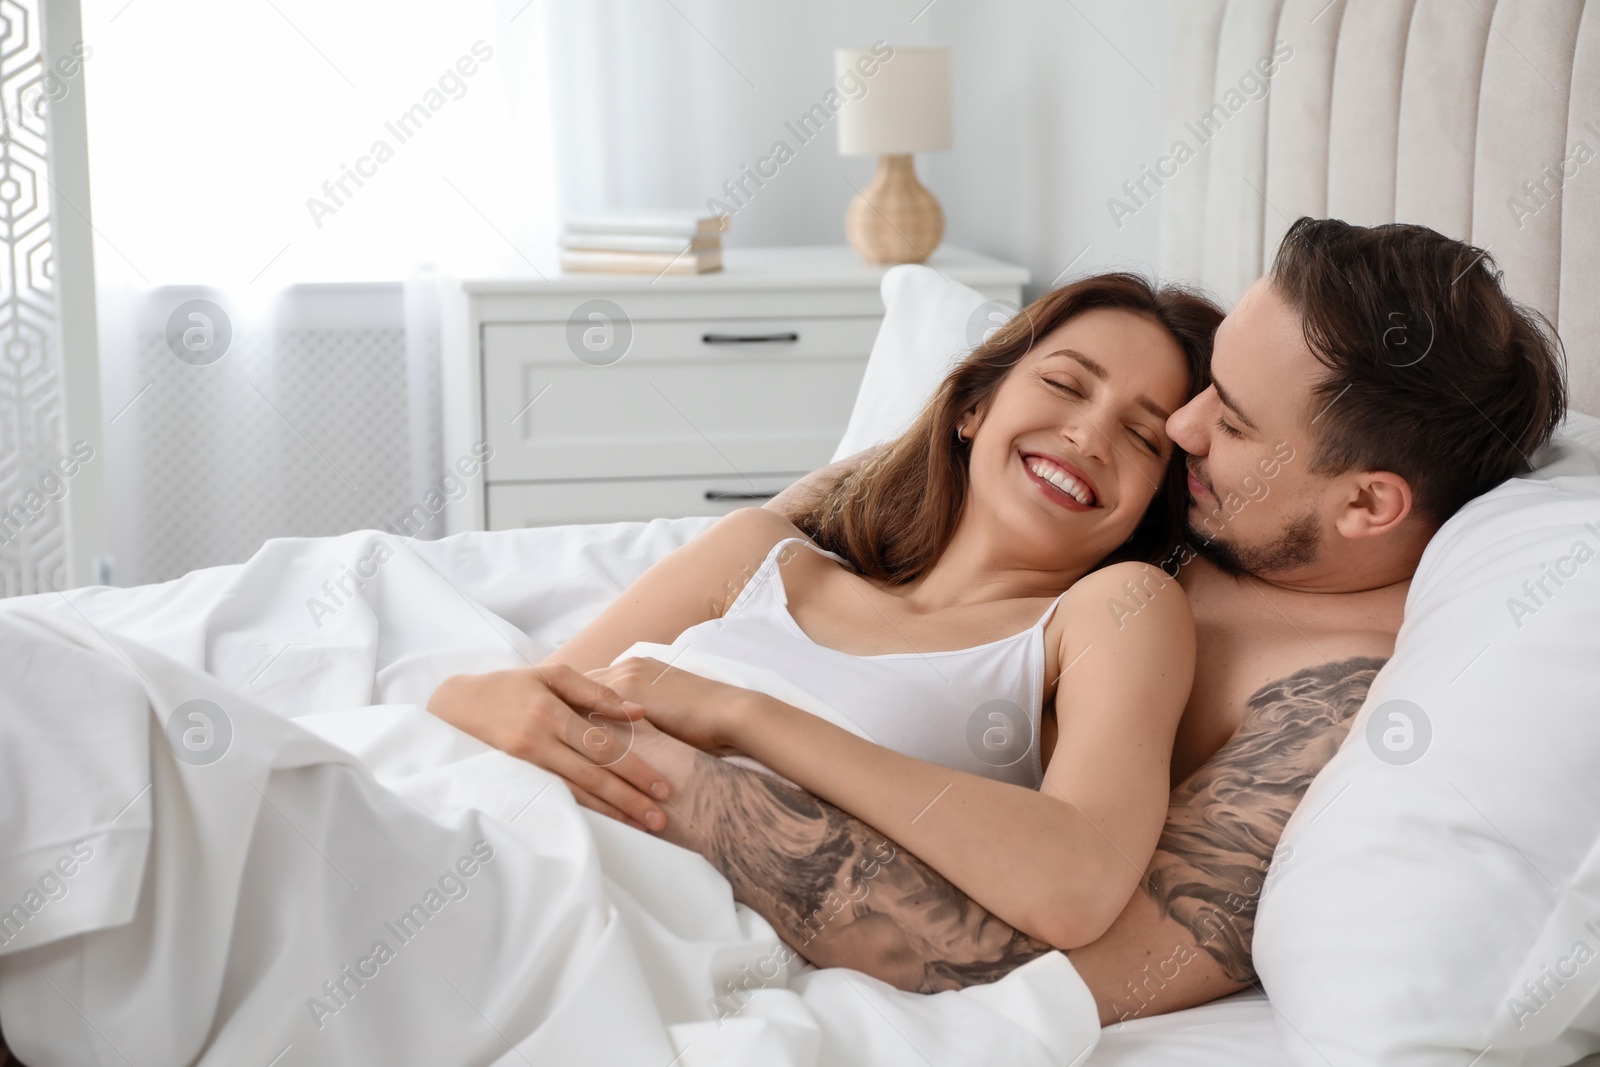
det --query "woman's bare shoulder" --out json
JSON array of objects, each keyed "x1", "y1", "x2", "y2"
[
  {"x1": 686, "y1": 508, "x2": 818, "y2": 608},
  {"x1": 698, "y1": 505, "x2": 809, "y2": 556},
  {"x1": 548, "y1": 509, "x2": 817, "y2": 670},
  {"x1": 1058, "y1": 560, "x2": 1192, "y2": 641},
  {"x1": 1045, "y1": 560, "x2": 1196, "y2": 723}
]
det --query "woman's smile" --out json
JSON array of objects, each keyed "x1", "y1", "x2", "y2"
[{"x1": 1020, "y1": 450, "x2": 1101, "y2": 512}]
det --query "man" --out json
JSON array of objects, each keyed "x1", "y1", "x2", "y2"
[{"x1": 432, "y1": 218, "x2": 1566, "y2": 1023}]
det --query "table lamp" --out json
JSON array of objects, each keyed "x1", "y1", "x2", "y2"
[{"x1": 835, "y1": 46, "x2": 951, "y2": 264}]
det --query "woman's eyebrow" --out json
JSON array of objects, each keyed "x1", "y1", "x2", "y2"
[
  {"x1": 1045, "y1": 349, "x2": 1172, "y2": 422},
  {"x1": 1134, "y1": 395, "x2": 1173, "y2": 421},
  {"x1": 1044, "y1": 349, "x2": 1108, "y2": 380}
]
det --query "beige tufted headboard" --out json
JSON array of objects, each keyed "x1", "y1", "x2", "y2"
[{"x1": 1159, "y1": 0, "x2": 1599, "y2": 416}]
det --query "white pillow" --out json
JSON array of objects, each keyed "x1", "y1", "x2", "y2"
[
  {"x1": 1255, "y1": 411, "x2": 1600, "y2": 1066},
  {"x1": 831, "y1": 265, "x2": 1001, "y2": 461}
]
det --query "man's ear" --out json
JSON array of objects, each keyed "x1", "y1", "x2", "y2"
[{"x1": 1334, "y1": 470, "x2": 1413, "y2": 539}]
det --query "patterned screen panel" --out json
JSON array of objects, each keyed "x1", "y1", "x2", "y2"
[{"x1": 0, "y1": 0, "x2": 64, "y2": 597}]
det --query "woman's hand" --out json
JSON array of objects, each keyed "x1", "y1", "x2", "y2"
[
  {"x1": 586, "y1": 657, "x2": 757, "y2": 754},
  {"x1": 426, "y1": 664, "x2": 671, "y2": 831}
]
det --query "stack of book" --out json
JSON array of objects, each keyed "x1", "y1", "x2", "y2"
[{"x1": 560, "y1": 211, "x2": 727, "y2": 275}]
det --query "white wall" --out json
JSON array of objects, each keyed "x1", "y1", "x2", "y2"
[
  {"x1": 922, "y1": 1, "x2": 1176, "y2": 297},
  {"x1": 546, "y1": 1, "x2": 934, "y2": 250},
  {"x1": 544, "y1": 0, "x2": 1175, "y2": 297}
]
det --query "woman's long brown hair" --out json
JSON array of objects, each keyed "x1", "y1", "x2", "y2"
[{"x1": 793, "y1": 273, "x2": 1223, "y2": 584}]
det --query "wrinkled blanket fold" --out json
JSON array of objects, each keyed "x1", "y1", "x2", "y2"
[{"x1": 0, "y1": 523, "x2": 1099, "y2": 1066}]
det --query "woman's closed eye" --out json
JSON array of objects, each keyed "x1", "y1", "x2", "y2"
[
  {"x1": 1045, "y1": 376, "x2": 1163, "y2": 457},
  {"x1": 1045, "y1": 377, "x2": 1083, "y2": 400}
]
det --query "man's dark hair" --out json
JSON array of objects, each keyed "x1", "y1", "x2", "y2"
[{"x1": 1271, "y1": 217, "x2": 1567, "y2": 524}]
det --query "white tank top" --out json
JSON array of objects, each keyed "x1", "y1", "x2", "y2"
[{"x1": 659, "y1": 537, "x2": 1067, "y2": 789}]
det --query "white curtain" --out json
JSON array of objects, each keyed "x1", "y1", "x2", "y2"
[
  {"x1": 80, "y1": 0, "x2": 933, "y2": 583},
  {"x1": 82, "y1": 0, "x2": 557, "y2": 584}
]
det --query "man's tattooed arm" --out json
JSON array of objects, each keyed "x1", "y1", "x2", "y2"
[
  {"x1": 643, "y1": 655, "x2": 1383, "y2": 1012},
  {"x1": 1142, "y1": 656, "x2": 1386, "y2": 980},
  {"x1": 651, "y1": 745, "x2": 1054, "y2": 993}
]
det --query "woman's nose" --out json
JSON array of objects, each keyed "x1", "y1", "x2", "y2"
[{"x1": 1061, "y1": 405, "x2": 1112, "y2": 463}]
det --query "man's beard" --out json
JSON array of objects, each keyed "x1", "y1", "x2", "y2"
[{"x1": 1188, "y1": 509, "x2": 1323, "y2": 578}]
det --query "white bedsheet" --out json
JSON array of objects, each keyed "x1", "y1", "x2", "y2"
[{"x1": 0, "y1": 517, "x2": 1295, "y2": 1065}]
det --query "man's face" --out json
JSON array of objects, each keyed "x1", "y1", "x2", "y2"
[{"x1": 1165, "y1": 278, "x2": 1331, "y2": 577}]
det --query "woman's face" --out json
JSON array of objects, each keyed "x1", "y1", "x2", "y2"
[{"x1": 961, "y1": 308, "x2": 1190, "y2": 568}]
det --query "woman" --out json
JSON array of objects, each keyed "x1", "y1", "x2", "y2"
[{"x1": 429, "y1": 273, "x2": 1223, "y2": 950}]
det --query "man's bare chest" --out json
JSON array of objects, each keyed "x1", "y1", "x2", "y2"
[{"x1": 1171, "y1": 563, "x2": 1405, "y2": 784}]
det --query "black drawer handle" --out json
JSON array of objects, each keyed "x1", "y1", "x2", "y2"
[
  {"x1": 705, "y1": 488, "x2": 780, "y2": 501},
  {"x1": 701, "y1": 332, "x2": 799, "y2": 345}
]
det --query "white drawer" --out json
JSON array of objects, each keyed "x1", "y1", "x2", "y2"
[
  {"x1": 486, "y1": 316, "x2": 880, "y2": 363},
  {"x1": 483, "y1": 318, "x2": 872, "y2": 481},
  {"x1": 486, "y1": 475, "x2": 801, "y2": 529}
]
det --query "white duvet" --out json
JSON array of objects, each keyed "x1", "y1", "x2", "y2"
[{"x1": 0, "y1": 518, "x2": 1109, "y2": 1067}]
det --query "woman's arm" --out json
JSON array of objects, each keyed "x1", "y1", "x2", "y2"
[
  {"x1": 427, "y1": 507, "x2": 799, "y2": 829},
  {"x1": 600, "y1": 561, "x2": 1195, "y2": 949},
  {"x1": 544, "y1": 506, "x2": 799, "y2": 673},
  {"x1": 631, "y1": 722, "x2": 1058, "y2": 992}
]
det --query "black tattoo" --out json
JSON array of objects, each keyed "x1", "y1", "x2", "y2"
[
  {"x1": 657, "y1": 655, "x2": 1384, "y2": 1005},
  {"x1": 665, "y1": 751, "x2": 1053, "y2": 993},
  {"x1": 1144, "y1": 655, "x2": 1387, "y2": 982}
]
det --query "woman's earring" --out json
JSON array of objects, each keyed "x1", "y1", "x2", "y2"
[{"x1": 955, "y1": 424, "x2": 969, "y2": 443}]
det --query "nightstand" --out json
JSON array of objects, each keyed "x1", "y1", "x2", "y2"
[{"x1": 440, "y1": 245, "x2": 1029, "y2": 532}]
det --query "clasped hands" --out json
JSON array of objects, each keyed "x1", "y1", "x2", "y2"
[{"x1": 426, "y1": 657, "x2": 759, "y2": 832}]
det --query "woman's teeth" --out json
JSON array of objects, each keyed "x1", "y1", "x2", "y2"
[{"x1": 1026, "y1": 456, "x2": 1096, "y2": 506}]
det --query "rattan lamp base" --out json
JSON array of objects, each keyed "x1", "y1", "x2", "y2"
[{"x1": 844, "y1": 154, "x2": 945, "y2": 265}]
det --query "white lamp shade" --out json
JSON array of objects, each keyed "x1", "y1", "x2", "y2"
[{"x1": 834, "y1": 46, "x2": 951, "y2": 156}]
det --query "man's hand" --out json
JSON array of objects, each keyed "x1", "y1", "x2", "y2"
[{"x1": 427, "y1": 664, "x2": 671, "y2": 830}]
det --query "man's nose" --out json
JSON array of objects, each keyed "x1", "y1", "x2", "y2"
[{"x1": 1167, "y1": 391, "x2": 1209, "y2": 455}]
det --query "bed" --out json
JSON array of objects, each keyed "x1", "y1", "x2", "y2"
[
  {"x1": 0, "y1": 512, "x2": 1297, "y2": 1066},
  {"x1": 4, "y1": 459, "x2": 1596, "y2": 1065}
]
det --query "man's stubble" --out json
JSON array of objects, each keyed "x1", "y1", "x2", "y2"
[{"x1": 1188, "y1": 507, "x2": 1322, "y2": 578}]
